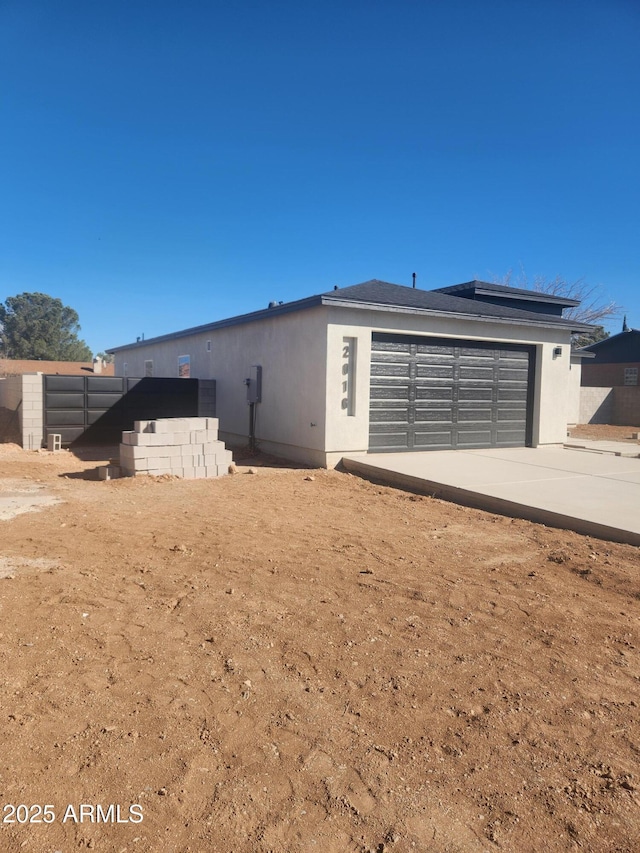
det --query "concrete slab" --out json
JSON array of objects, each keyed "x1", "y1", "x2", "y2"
[
  {"x1": 564, "y1": 438, "x2": 640, "y2": 458},
  {"x1": 341, "y1": 447, "x2": 640, "y2": 546}
]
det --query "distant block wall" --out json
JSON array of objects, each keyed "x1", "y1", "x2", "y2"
[
  {"x1": 613, "y1": 387, "x2": 640, "y2": 426},
  {"x1": 578, "y1": 386, "x2": 640, "y2": 426},
  {"x1": 21, "y1": 374, "x2": 44, "y2": 449},
  {"x1": 0, "y1": 374, "x2": 44, "y2": 448},
  {"x1": 579, "y1": 387, "x2": 613, "y2": 424}
]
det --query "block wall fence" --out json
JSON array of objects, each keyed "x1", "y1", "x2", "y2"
[{"x1": 0, "y1": 373, "x2": 43, "y2": 448}]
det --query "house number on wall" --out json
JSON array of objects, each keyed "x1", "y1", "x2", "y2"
[{"x1": 341, "y1": 336, "x2": 356, "y2": 416}]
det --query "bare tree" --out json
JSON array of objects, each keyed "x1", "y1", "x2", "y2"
[{"x1": 492, "y1": 268, "x2": 622, "y2": 327}]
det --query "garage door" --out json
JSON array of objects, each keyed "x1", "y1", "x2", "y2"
[{"x1": 369, "y1": 333, "x2": 535, "y2": 451}]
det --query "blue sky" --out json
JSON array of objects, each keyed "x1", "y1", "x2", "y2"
[{"x1": 1, "y1": 0, "x2": 638, "y2": 354}]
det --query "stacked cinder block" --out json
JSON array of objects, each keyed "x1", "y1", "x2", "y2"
[{"x1": 119, "y1": 417, "x2": 232, "y2": 478}]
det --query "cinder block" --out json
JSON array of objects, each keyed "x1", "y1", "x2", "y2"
[
  {"x1": 98, "y1": 465, "x2": 121, "y2": 480},
  {"x1": 171, "y1": 432, "x2": 192, "y2": 446},
  {"x1": 47, "y1": 434, "x2": 62, "y2": 451},
  {"x1": 181, "y1": 467, "x2": 196, "y2": 479},
  {"x1": 129, "y1": 432, "x2": 177, "y2": 447},
  {"x1": 152, "y1": 418, "x2": 187, "y2": 434},
  {"x1": 119, "y1": 444, "x2": 150, "y2": 460},
  {"x1": 134, "y1": 420, "x2": 154, "y2": 433},
  {"x1": 202, "y1": 440, "x2": 226, "y2": 455},
  {"x1": 184, "y1": 443, "x2": 203, "y2": 456},
  {"x1": 216, "y1": 464, "x2": 229, "y2": 477},
  {"x1": 190, "y1": 430, "x2": 208, "y2": 444},
  {"x1": 218, "y1": 449, "x2": 234, "y2": 466}
]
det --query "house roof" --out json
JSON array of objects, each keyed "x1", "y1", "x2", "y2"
[
  {"x1": 434, "y1": 280, "x2": 580, "y2": 308},
  {"x1": 107, "y1": 279, "x2": 591, "y2": 353},
  {"x1": 0, "y1": 359, "x2": 114, "y2": 376},
  {"x1": 579, "y1": 328, "x2": 640, "y2": 363}
]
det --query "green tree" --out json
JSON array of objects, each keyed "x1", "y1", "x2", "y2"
[
  {"x1": 572, "y1": 324, "x2": 610, "y2": 349},
  {"x1": 0, "y1": 292, "x2": 93, "y2": 360}
]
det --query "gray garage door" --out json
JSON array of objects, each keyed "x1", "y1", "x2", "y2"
[{"x1": 369, "y1": 333, "x2": 535, "y2": 451}]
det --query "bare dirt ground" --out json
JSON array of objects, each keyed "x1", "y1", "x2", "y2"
[
  {"x1": 568, "y1": 424, "x2": 640, "y2": 443},
  {"x1": 0, "y1": 441, "x2": 638, "y2": 853}
]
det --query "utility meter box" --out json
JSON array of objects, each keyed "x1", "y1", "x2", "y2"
[{"x1": 246, "y1": 365, "x2": 262, "y2": 404}]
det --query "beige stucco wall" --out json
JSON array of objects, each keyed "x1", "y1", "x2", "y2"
[
  {"x1": 113, "y1": 307, "x2": 329, "y2": 462},
  {"x1": 113, "y1": 305, "x2": 574, "y2": 466}
]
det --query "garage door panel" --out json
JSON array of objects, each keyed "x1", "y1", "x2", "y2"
[
  {"x1": 416, "y1": 364, "x2": 455, "y2": 379},
  {"x1": 457, "y1": 387, "x2": 493, "y2": 401},
  {"x1": 369, "y1": 408, "x2": 411, "y2": 423},
  {"x1": 459, "y1": 366, "x2": 495, "y2": 381},
  {"x1": 457, "y1": 408, "x2": 493, "y2": 422},
  {"x1": 370, "y1": 385, "x2": 411, "y2": 401},
  {"x1": 369, "y1": 333, "x2": 534, "y2": 452},
  {"x1": 370, "y1": 362, "x2": 411, "y2": 377},
  {"x1": 497, "y1": 408, "x2": 527, "y2": 422},
  {"x1": 497, "y1": 388, "x2": 528, "y2": 401},
  {"x1": 374, "y1": 341, "x2": 412, "y2": 354},
  {"x1": 415, "y1": 408, "x2": 455, "y2": 422},
  {"x1": 417, "y1": 343, "x2": 455, "y2": 355},
  {"x1": 498, "y1": 367, "x2": 529, "y2": 381},
  {"x1": 369, "y1": 430, "x2": 411, "y2": 449},
  {"x1": 497, "y1": 428, "x2": 527, "y2": 444},
  {"x1": 415, "y1": 386, "x2": 454, "y2": 401}
]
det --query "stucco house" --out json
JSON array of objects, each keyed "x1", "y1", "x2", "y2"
[{"x1": 107, "y1": 279, "x2": 590, "y2": 467}]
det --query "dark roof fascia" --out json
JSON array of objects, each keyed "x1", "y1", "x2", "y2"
[
  {"x1": 107, "y1": 294, "x2": 324, "y2": 353},
  {"x1": 320, "y1": 294, "x2": 591, "y2": 333},
  {"x1": 435, "y1": 281, "x2": 581, "y2": 308}
]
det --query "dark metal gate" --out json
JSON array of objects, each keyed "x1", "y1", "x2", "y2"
[{"x1": 43, "y1": 375, "x2": 202, "y2": 446}]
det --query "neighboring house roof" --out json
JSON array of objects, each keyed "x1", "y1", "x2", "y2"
[
  {"x1": 0, "y1": 359, "x2": 114, "y2": 376},
  {"x1": 107, "y1": 279, "x2": 591, "y2": 354},
  {"x1": 579, "y1": 328, "x2": 640, "y2": 364}
]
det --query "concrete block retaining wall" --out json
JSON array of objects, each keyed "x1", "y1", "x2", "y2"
[
  {"x1": 119, "y1": 417, "x2": 232, "y2": 478},
  {"x1": 579, "y1": 386, "x2": 640, "y2": 426},
  {"x1": 579, "y1": 387, "x2": 614, "y2": 425},
  {"x1": 613, "y1": 387, "x2": 640, "y2": 426},
  {"x1": 0, "y1": 374, "x2": 44, "y2": 448}
]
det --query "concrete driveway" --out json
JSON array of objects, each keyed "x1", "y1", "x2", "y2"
[{"x1": 341, "y1": 445, "x2": 640, "y2": 546}]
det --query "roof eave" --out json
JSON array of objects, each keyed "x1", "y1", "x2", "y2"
[{"x1": 321, "y1": 295, "x2": 589, "y2": 332}]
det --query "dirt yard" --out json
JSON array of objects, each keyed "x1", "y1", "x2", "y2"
[
  {"x1": 0, "y1": 442, "x2": 638, "y2": 853},
  {"x1": 568, "y1": 424, "x2": 640, "y2": 443}
]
